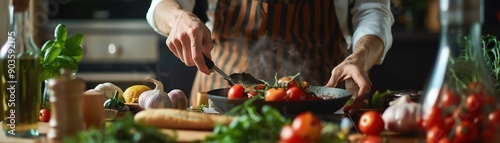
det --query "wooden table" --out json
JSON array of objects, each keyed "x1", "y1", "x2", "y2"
[{"x1": 0, "y1": 121, "x2": 421, "y2": 143}]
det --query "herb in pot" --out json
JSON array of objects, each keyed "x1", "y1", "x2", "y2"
[{"x1": 40, "y1": 23, "x2": 84, "y2": 81}]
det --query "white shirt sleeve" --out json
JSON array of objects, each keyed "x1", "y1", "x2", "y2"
[
  {"x1": 350, "y1": 0, "x2": 394, "y2": 64},
  {"x1": 146, "y1": 0, "x2": 196, "y2": 36}
]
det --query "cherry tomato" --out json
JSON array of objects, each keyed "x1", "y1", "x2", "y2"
[
  {"x1": 468, "y1": 81, "x2": 484, "y2": 94},
  {"x1": 455, "y1": 120, "x2": 478, "y2": 142},
  {"x1": 488, "y1": 110, "x2": 500, "y2": 128},
  {"x1": 358, "y1": 111, "x2": 385, "y2": 135},
  {"x1": 286, "y1": 87, "x2": 306, "y2": 101},
  {"x1": 39, "y1": 109, "x2": 50, "y2": 122},
  {"x1": 441, "y1": 88, "x2": 459, "y2": 108},
  {"x1": 278, "y1": 77, "x2": 299, "y2": 89},
  {"x1": 423, "y1": 106, "x2": 445, "y2": 129},
  {"x1": 255, "y1": 84, "x2": 266, "y2": 90},
  {"x1": 438, "y1": 137, "x2": 451, "y2": 143},
  {"x1": 280, "y1": 125, "x2": 306, "y2": 143},
  {"x1": 301, "y1": 81, "x2": 310, "y2": 90},
  {"x1": 228, "y1": 84, "x2": 245, "y2": 99},
  {"x1": 481, "y1": 128, "x2": 495, "y2": 143},
  {"x1": 426, "y1": 125, "x2": 447, "y2": 143},
  {"x1": 453, "y1": 107, "x2": 475, "y2": 121},
  {"x1": 465, "y1": 94, "x2": 482, "y2": 115},
  {"x1": 292, "y1": 112, "x2": 322, "y2": 142},
  {"x1": 482, "y1": 95, "x2": 496, "y2": 108},
  {"x1": 265, "y1": 88, "x2": 287, "y2": 101}
]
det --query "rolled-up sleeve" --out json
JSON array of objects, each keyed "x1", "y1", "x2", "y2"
[
  {"x1": 146, "y1": 0, "x2": 196, "y2": 36},
  {"x1": 350, "y1": 0, "x2": 394, "y2": 64}
]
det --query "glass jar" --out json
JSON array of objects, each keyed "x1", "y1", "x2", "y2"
[
  {"x1": 0, "y1": 0, "x2": 42, "y2": 138},
  {"x1": 420, "y1": 0, "x2": 500, "y2": 142}
]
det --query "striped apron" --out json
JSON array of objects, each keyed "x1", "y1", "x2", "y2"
[{"x1": 190, "y1": 0, "x2": 347, "y2": 100}]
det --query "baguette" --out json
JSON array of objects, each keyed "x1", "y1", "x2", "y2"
[{"x1": 134, "y1": 108, "x2": 234, "y2": 130}]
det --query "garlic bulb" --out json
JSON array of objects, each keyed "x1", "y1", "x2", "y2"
[
  {"x1": 94, "y1": 82, "x2": 123, "y2": 99},
  {"x1": 138, "y1": 77, "x2": 172, "y2": 110},
  {"x1": 168, "y1": 89, "x2": 188, "y2": 110},
  {"x1": 382, "y1": 95, "x2": 421, "y2": 133}
]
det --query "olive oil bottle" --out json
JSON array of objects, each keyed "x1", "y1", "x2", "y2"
[{"x1": 0, "y1": 0, "x2": 41, "y2": 138}]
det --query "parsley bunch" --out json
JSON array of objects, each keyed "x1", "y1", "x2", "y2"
[{"x1": 40, "y1": 23, "x2": 83, "y2": 81}]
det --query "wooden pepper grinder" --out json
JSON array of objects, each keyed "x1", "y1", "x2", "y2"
[{"x1": 47, "y1": 69, "x2": 86, "y2": 143}]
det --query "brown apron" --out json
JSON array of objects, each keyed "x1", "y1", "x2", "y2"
[{"x1": 190, "y1": 0, "x2": 347, "y2": 100}]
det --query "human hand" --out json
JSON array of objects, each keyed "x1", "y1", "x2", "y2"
[
  {"x1": 166, "y1": 11, "x2": 213, "y2": 75},
  {"x1": 325, "y1": 57, "x2": 372, "y2": 113}
]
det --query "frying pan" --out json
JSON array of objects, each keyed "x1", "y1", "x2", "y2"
[{"x1": 207, "y1": 86, "x2": 352, "y2": 115}]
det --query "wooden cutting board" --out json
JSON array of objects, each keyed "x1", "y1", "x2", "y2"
[{"x1": 0, "y1": 122, "x2": 213, "y2": 143}]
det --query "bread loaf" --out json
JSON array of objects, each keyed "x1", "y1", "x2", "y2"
[{"x1": 134, "y1": 108, "x2": 234, "y2": 130}]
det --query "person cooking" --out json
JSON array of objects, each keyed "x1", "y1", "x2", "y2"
[{"x1": 146, "y1": 0, "x2": 394, "y2": 111}]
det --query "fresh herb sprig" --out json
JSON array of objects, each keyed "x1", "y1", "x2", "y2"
[
  {"x1": 63, "y1": 114, "x2": 177, "y2": 143},
  {"x1": 40, "y1": 23, "x2": 84, "y2": 81},
  {"x1": 202, "y1": 96, "x2": 291, "y2": 143},
  {"x1": 482, "y1": 35, "x2": 500, "y2": 92}
]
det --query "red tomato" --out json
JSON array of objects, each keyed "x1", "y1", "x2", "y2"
[
  {"x1": 438, "y1": 137, "x2": 451, "y2": 143},
  {"x1": 468, "y1": 81, "x2": 484, "y2": 94},
  {"x1": 39, "y1": 109, "x2": 50, "y2": 122},
  {"x1": 228, "y1": 84, "x2": 245, "y2": 99},
  {"x1": 278, "y1": 77, "x2": 299, "y2": 89},
  {"x1": 292, "y1": 112, "x2": 322, "y2": 142},
  {"x1": 465, "y1": 94, "x2": 482, "y2": 115},
  {"x1": 441, "y1": 88, "x2": 459, "y2": 108},
  {"x1": 280, "y1": 125, "x2": 306, "y2": 143},
  {"x1": 358, "y1": 111, "x2": 385, "y2": 135},
  {"x1": 454, "y1": 120, "x2": 478, "y2": 142},
  {"x1": 426, "y1": 125, "x2": 447, "y2": 143},
  {"x1": 481, "y1": 128, "x2": 495, "y2": 143},
  {"x1": 423, "y1": 106, "x2": 445, "y2": 129},
  {"x1": 489, "y1": 110, "x2": 500, "y2": 128},
  {"x1": 265, "y1": 88, "x2": 287, "y2": 101},
  {"x1": 286, "y1": 87, "x2": 306, "y2": 101},
  {"x1": 482, "y1": 95, "x2": 496, "y2": 108},
  {"x1": 255, "y1": 84, "x2": 266, "y2": 90}
]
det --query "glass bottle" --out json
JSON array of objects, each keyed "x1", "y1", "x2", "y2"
[
  {"x1": 0, "y1": 0, "x2": 41, "y2": 138},
  {"x1": 420, "y1": 0, "x2": 500, "y2": 142}
]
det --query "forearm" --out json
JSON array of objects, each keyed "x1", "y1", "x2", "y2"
[
  {"x1": 153, "y1": 0, "x2": 186, "y2": 35},
  {"x1": 345, "y1": 35, "x2": 384, "y2": 71}
]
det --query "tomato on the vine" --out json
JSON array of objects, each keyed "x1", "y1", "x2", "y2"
[
  {"x1": 441, "y1": 88, "x2": 459, "y2": 108},
  {"x1": 488, "y1": 110, "x2": 500, "y2": 126},
  {"x1": 265, "y1": 88, "x2": 287, "y2": 101},
  {"x1": 278, "y1": 76, "x2": 299, "y2": 89},
  {"x1": 423, "y1": 106, "x2": 445, "y2": 129},
  {"x1": 228, "y1": 84, "x2": 245, "y2": 99},
  {"x1": 426, "y1": 125, "x2": 447, "y2": 143},
  {"x1": 465, "y1": 94, "x2": 482, "y2": 115},
  {"x1": 280, "y1": 125, "x2": 306, "y2": 143},
  {"x1": 358, "y1": 111, "x2": 384, "y2": 135},
  {"x1": 39, "y1": 109, "x2": 50, "y2": 122},
  {"x1": 444, "y1": 116, "x2": 455, "y2": 133},
  {"x1": 468, "y1": 81, "x2": 484, "y2": 94},
  {"x1": 286, "y1": 87, "x2": 306, "y2": 101},
  {"x1": 454, "y1": 120, "x2": 478, "y2": 142},
  {"x1": 292, "y1": 112, "x2": 322, "y2": 142}
]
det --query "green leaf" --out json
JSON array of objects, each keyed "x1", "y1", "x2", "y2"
[
  {"x1": 65, "y1": 34, "x2": 84, "y2": 49},
  {"x1": 57, "y1": 55, "x2": 78, "y2": 70},
  {"x1": 44, "y1": 46, "x2": 62, "y2": 64},
  {"x1": 60, "y1": 47, "x2": 83, "y2": 62},
  {"x1": 41, "y1": 40, "x2": 55, "y2": 53},
  {"x1": 55, "y1": 24, "x2": 67, "y2": 41}
]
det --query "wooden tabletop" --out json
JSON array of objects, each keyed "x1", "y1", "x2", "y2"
[{"x1": 0, "y1": 121, "x2": 422, "y2": 143}]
